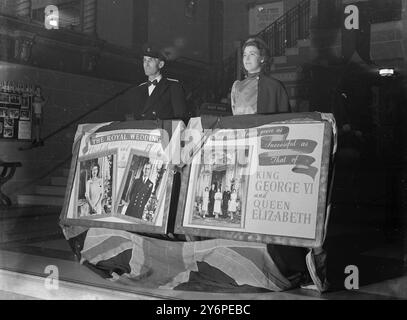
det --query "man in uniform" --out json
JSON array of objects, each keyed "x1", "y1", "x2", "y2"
[
  {"x1": 131, "y1": 44, "x2": 188, "y2": 121},
  {"x1": 125, "y1": 162, "x2": 154, "y2": 219}
]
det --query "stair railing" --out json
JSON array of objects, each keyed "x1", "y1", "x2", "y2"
[
  {"x1": 18, "y1": 84, "x2": 138, "y2": 151},
  {"x1": 255, "y1": 0, "x2": 311, "y2": 57},
  {"x1": 214, "y1": 0, "x2": 312, "y2": 101},
  {"x1": 18, "y1": 58, "x2": 212, "y2": 151}
]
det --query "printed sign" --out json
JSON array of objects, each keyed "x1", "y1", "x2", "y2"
[
  {"x1": 176, "y1": 114, "x2": 334, "y2": 248},
  {"x1": 18, "y1": 121, "x2": 32, "y2": 140}
]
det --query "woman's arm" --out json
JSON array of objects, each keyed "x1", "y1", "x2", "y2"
[
  {"x1": 230, "y1": 81, "x2": 238, "y2": 113},
  {"x1": 277, "y1": 81, "x2": 291, "y2": 113},
  {"x1": 85, "y1": 180, "x2": 92, "y2": 206},
  {"x1": 93, "y1": 180, "x2": 104, "y2": 207}
]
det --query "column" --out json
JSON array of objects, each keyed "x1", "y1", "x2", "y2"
[
  {"x1": 309, "y1": 0, "x2": 318, "y2": 26},
  {"x1": 234, "y1": 41, "x2": 242, "y2": 81},
  {"x1": 15, "y1": 0, "x2": 31, "y2": 18},
  {"x1": 82, "y1": 0, "x2": 97, "y2": 36},
  {"x1": 401, "y1": 0, "x2": 407, "y2": 270}
]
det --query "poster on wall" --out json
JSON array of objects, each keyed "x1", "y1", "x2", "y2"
[
  {"x1": 0, "y1": 84, "x2": 33, "y2": 141},
  {"x1": 60, "y1": 120, "x2": 184, "y2": 235},
  {"x1": 18, "y1": 121, "x2": 32, "y2": 140},
  {"x1": 175, "y1": 113, "x2": 335, "y2": 248},
  {"x1": 249, "y1": 1, "x2": 284, "y2": 35}
]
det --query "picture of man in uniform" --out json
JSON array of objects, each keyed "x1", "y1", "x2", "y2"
[{"x1": 124, "y1": 162, "x2": 154, "y2": 219}]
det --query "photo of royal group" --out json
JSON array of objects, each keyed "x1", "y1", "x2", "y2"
[{"x1": 188, "y1": 146, "x2": 252, "y2": 229}]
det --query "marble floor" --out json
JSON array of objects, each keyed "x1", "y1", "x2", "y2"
[
  {"x1": 0, "y1": 235, "x2": 405, "y2": 300},
  {"x1": 0, "y1": 205, "x2": 406, "y2": 300}
]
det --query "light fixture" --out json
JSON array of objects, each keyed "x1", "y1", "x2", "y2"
[
  {"x1": 379, "y1": 68, "x2": 395, "y2": 77},
  {"x1": 185, "y1": 0, "x2": 198, "y2": 18},
  {"x1": 44, "y1": 5, "x2": 59, "y2": 30},
  {"x1": 49, "y1": 19, "x2": 58, "y2": 27}
]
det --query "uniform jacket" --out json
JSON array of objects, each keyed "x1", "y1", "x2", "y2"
[
  {"x1": 132, "y1": 77, "x2": 188, "y2": 120},
  {"x1": 222, "y1": 191, "x2": 231, "y2": 209},
  {"x1": 126, "y1": 177, "x2": 154, "y2": 219},
  {"x1": 257, "y1": 74, "x2": 291, "y2": 114}
]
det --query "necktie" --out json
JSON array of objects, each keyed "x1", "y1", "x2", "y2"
[{"x1": 148, "y1": 79, "x2": 158, "y2": 87}]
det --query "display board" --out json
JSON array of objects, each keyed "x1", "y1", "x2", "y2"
[
  {"x1": 60, "y1": 120, "x2": 184, "y2": 235},
  {"x1": 175, "y1": 113, "x2": 336, "y2": 248}
]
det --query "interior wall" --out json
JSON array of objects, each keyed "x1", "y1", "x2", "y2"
[
  {"x1": 0, "y1": 61, "x2": 132, "y2": 201},
  {"x1": 223, "y1": 0, "x2": 302, "y2": 59},
  {"x1": 148, "y1": 0, "x2": 210, "y2": 62},
  {"x1": 97, "y1": 0, "x2": 134, "y2": 48}
]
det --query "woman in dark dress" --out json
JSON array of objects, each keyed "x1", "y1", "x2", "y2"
[
  {"x1": 230, "y1": 37, "x2": 328, "y2": 292},
  {"x1": 231, "y1": 37, "x2": 291, "y2": 115}
]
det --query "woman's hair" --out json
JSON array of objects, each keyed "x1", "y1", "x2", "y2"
[
  {"x1": 91, "y1": 163, "x2": 100, "y2": 176},
  {"x1": 242, "y1": 37, "x2": 271, "y2": 75}
]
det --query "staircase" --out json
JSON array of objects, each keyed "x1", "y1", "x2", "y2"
[
  {"x1": 269, "y1": 38, "x2": 311, "y2": 112},
  {"x1": 0, "y1": 162, "x2": 69, "y2": 243},
  {"x1": 0, "y1": 205, "x2": 63, "y2": 243},
  {"x1": 16, "y1": 167, "x2": 69, "y2": 207},
  {"x1": 257, "y1": 0, "x2": 312, "y2": 112},
  {"x1": 217, "y1": 0, "x2": 313, "y2": 111}
]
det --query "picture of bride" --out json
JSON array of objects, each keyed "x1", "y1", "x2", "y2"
[
  {"x1": 76, "y1": 153, "x2": 115, "y2": 218},
  {"x1": 85, "y1": 163, "x2": 103, "y2": 215}
]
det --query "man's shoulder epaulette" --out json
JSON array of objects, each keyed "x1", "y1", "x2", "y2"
[{"x1": 166, "y1": 78, "x2": 179, "y2": 82}]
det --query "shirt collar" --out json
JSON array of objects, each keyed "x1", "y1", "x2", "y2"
[
  {"x1": 246, "y1": 72, "x2": 260, "y2": 79},
  {"x1": 149, "y1": 74, "x2": 162, "y2": 83}
]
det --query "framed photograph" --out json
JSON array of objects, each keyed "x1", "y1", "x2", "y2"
[
  {"x1": 3, "y1": 127, "x2": 14, "y2": 138},
  {"x1": 0, "y1": 108, "x2": 7, "y2": 118},
  {"x1": 4, "y1": 118, "x2": 14, "y2": 128},
  {"x1": 18, "y1": 120, "x2": 32, "y2": 140},
  {"x1": 9, "y1": 94, "x2": 21, "y2": 105},
  {"x1": 112, "y1": 149, "x2": 173, "y2": 232},
  {"x1": 0, "y1": 93, "x2": 9, "y2": 104},
  {"x1": 20, "y1": 110, "x2": 31, "y2": 121},
  {"x1": 175, "y1": 118, "x2": 333, "y2": 248},
  {"x1": 21, "y1": 95, "x2": 30, "y2": 109},
  {"x1": 73, "y1": 150, "x2": 117, "y2": 220},
  {"x1": 182, "y1": 145, "x2": 253, "y2": 230},
  {"x1": 8, "y1": 109, "x2": 20, "y2": 119}
]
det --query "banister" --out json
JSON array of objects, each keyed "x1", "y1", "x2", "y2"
[
  {"x1": 254, "y1": 0, "x2": 310, "y2": 38},
  {"x1": 18, "y1": 83, "x2": 138, "y2": 151},
  {"x1": 255, "y1": 0, "x2": 311, "y2": 57},
  {"x1": 215, "y1": 0, "x2": 312, "y2": 98}
]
